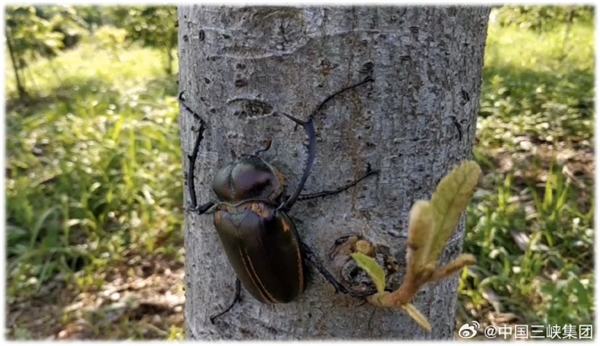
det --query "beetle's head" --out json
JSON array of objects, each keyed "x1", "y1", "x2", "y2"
[{"x1": 212, "y1": 151, "x2": 283, "y2": 203}]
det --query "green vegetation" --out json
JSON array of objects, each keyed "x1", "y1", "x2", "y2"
[
  {"x1": 5, "y1": 6, "x2": 87, "y2": 98},
  {"x1": 5, "y1": 5, "x2": 177, "y2": 100},
  {"x1": 6, "y1": 13, "x2": 183, "y2": 338},
  {"x1": 458, "y1": 8, "x2": 594, "y2": 333},
  {"x1": 493, "y1": 5, "x2": 594, "y2": 31},
  {"x1": 5, "y1": 5, "x2": 594, "y2": 340},
  {"x1": 104, "y1": 6, "x2": 178, "y2": 74}
]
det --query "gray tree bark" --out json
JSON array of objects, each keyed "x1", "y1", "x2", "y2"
[{"x1": 178, "y1": 6, "x2": 490, "y2": 340}]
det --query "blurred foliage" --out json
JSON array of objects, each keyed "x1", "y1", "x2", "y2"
[
  {"x1": 493, "y1": 5, "x2": 594, "y2": 31},
  {"x1": 459, "y1": 10, "x2": 594, "y2": 331},
  {"x1": 72, "y1": 5, "x2": 105, "y2": 29},
  {"x1": 478, "y1": 20, "x2": 593, "y2": 146},
  {"x1": 5, "y1": 5, "x2": 87, "y2": 98},
  {"x1": 103, "y1": 6, "x2": 178, "y2": 74},
  {"x1": 5, "y1": 41, "x2": 181, "y2": 304},
  {"x1": 5, "y1": 5, "x2": 86, "y2": 60},
  {"x1": 5, "y1": 5, "x2": 178, "y2": 100},
  {"x1": 5, "y1": 37, "x2": 182, "y2": 337},
  {"x1": 93, "y1": 26, "x2": 128, "y2": 60}
]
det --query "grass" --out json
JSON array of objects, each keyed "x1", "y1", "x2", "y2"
[
  {"x1": 457, "y1": 18, "x2": 594, "y2": 334},
  {"x1": 5, "y1": 12, "x2": 594, "y2": 340},
  {"x1": 6, "y1": 34, "x2": 184, "y2": 339}
]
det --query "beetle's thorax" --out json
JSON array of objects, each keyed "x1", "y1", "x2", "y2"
[{"x1": 212, "y1": 155, "x2": 284, "y2": 203}]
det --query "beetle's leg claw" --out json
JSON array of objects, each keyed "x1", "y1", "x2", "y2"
[
  {"x1": 189, "y1": 202, "x2": 216, "y2": 215},
  {"x1": 312, "y1": 76, "x2": 374, "y2": 116},
  {"x1": 275, "y1": 202, "x2": 290, "y2": 213},
  {"x1": 364, "y1": 166, "x2": 379, "y2": 177},
  {"x1": 275, "y1": 111, "x2": 312, "y2": 125},
  {"x1": 301, "y1": 242, "x2": 377, "y2": 298},
  {"x1": 363, "y1": 75, "x2": 375, "y2": 83},
  {"x1": 298, "y1": 165, "x2": 379, "y2": 202},
  {"x1": 210, "y1": 278, "x2": 242, "y2": 324},
  {"x1": 253, "y1": 139, "x2": 272, "y2": 156},
  {"x1": 178, "y1": 91, "x2": 204, "y2": 122}
]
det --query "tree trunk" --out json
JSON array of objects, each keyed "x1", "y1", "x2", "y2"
[{"x1": 178, "y1": 6, "x2": 490, "y2": 340}]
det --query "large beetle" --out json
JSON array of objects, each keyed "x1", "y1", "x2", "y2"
[{"x1": 180, "y1": 76, "x2": 377, "y2": 322}]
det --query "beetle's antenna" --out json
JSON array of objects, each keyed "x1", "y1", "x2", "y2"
[{"x1": 253, "y1": 139, "x2": 272, "y2": 156}]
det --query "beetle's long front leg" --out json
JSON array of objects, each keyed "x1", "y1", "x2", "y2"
[
  {"x1": 179, "y1": 91, "x2": 204, "y2": 121},
  {"x1": 180, "y1": 91, "x2": 216, "y2": 215},
  {"x1": 301, "y1": 243, "x2": 377, "y2": 298},
  {"x1": 299, "y1": 165, "x2": 379, "y2": 201},
  {"x1": 275, "y1": 113, "x2": 316, "y2": 212},
  {"x1": 310, "y1": 76, "x2": 374, "y2": 118},
  {"x1": 276, "y1": 76, "x2": 374, "y2": 212},
  {"x1": 209, "y1": 278, "x2": 242, "y2": 324}
]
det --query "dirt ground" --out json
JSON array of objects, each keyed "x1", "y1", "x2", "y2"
[{"x1": 7, "y1": 253, "x2": 185, "y2": 340}]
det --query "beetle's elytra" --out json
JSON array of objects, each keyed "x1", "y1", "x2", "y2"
[
  {"x1": 215, "y1": 201, "x2": 304, "y2": 304},
  {"x1": 180, "y1": 76, "x2": 378, "y2": 323}
]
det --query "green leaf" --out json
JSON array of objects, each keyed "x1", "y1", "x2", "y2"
[
  {"x1": 428, "y1": 161, "x2": 481, "y2": 263},
  {"x1": 401, "y1": 303, "x2": 432, "y2": 332},
  {"x1": 407, "y1": 200, "x2": 435, "y2": 268},
  {"x1": 351, "y1": 253, "x2": 386, "y2": 294}
]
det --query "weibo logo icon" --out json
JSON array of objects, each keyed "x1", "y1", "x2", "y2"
[{"x1": 458, "y1": 321, "x2": 480, "y2": 339}]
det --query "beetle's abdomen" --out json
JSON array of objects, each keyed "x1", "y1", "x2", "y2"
[
  {"x1": 212, "y1": 157, "x2": 282, "y2": 202},
  {"x1": 213, "y1": 203, "x2": 305, "y2": 304}
]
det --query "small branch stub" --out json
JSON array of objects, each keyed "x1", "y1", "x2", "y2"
[{"x1": 330, "y1": 235, "x2": 400, "y2": 296}]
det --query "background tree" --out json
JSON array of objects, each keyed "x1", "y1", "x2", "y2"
[
  {"x1": 5, "y1": 5, "x2": 86, "y2": 99},
  {"x1": 493, "y1": 5, "x2": 593, "y2": 32},
  {"x1": 106, "y1": 6, "x2": 178, "y2": 74},
  {"x1": 5, "y1": 5, "x2": 178, "y2": 99},
  {"x1": 178, "y1": 6, "x2": 490, "y2": 339}
]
